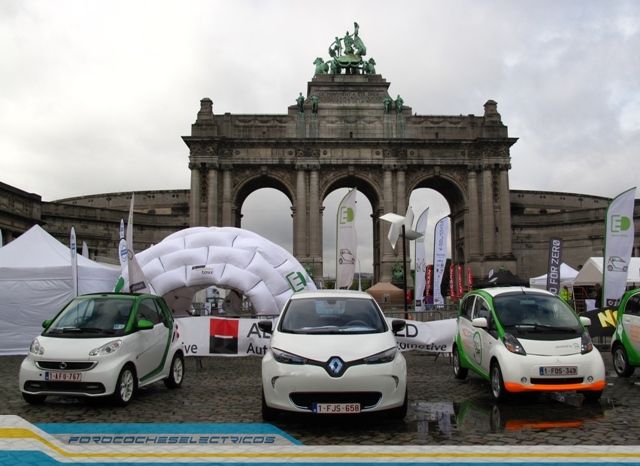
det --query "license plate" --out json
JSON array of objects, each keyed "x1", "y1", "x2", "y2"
[
  {"x1": 45, "y1": 371, "x2": 82, "y2": 382},
  {"x1": 539, "y1": 366, "x2": 577, "y2": 376},
  {"x1": 312, "y1": 403, "x2": 361, "y2": 414}
]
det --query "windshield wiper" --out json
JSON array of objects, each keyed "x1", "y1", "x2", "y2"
[{"x1": 515, "y1": 323, "x2": 578, "y2": 333}]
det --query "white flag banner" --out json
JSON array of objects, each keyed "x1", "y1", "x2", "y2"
[
  {"x1": 603, "y1": 187, "x2": 637, "y2": 307},
  {"x1": 119, "y1": 218, "x2": 125, "y2": 240},
  {"x1": 336, "y1": 188, "x2": 358, "y2": 289},
  {"x1": 81, "y1": 241, "x2": 89, "y2": 258},
  {"x1": 414, "y1": 208, "x2": 429, "y2": 312},
  {"x1": 70, "y1": 226, "x2": 78, "y2": 297},
  {"x1": 0, "y1": 228, "x2": 3, "y2": 247},
  {"x1": 126, "y1": 194, "x2": 149, "y2": 293},
  {"x1": 432, "y1": 216, "x2": 450, "y2": 305}
]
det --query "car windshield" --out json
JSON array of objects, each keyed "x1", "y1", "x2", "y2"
[
  {"x1": 43, "y1": 297, "x2": 133, "y2": 338},
  {"x1": 493, "y1": 293, "x2": 581, "y2": 336},
  {"x1": 279, "y1": 297, "x2": 387, "y2": 334}
]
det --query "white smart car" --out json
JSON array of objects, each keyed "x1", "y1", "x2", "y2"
[
  {"x1": 19, "y1": 293, "x2": 185, "y2": 406},
  {"x1": 259, "y1": 290, "x2": 407, "y2": 419},
  {"x1": 452, "y1": 286, "x2": 605, "y2": 402}
]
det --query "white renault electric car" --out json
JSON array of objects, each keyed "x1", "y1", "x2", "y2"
[
  {"x1": 452, "y1": 286, "x2": 605, "y2": 402},
  {"x1": 259, "y1": 290, "x2": 407, "y2": 419},
  {"x1": 19, "y1": 293, "x2": 185, "y2": 406}
]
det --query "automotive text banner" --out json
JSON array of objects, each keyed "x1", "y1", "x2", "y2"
[{"x1": 177, "y1": 316, "x2": 456, "y2": 357}]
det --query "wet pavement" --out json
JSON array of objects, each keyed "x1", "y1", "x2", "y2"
[{"x1": 3, "y1": 350, "x2": 640, "y2": 445}]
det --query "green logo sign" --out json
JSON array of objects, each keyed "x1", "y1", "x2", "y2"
[
  {"x1": 611, "y1": 215, "x2": 631, "y2": 233},
  {"x1": 339, "y1": 207, "x2": 354, "y2": 224},
  {"x1": 286, "y1": 271, "x2": 307, "y2": 292}
]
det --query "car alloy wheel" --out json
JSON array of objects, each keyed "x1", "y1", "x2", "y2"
[
  {"x1": 490, "y1": 362, "x2": 508, "y2": 402},
  {"x1": 113, "y1": 365, "x2": 136, "y2": 406},
  {"x1": 452, "y1": 345, "x2": 468, "y2": 380},
  {"x1": 164, "y1": 353, "x2": 185, "y2": 388},
  {"x1": 613, "y1": 345, "x2": 635, "y2": 377}
]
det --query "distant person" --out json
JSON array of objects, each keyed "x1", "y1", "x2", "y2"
[{"x1": 560, "y1": 285, "x2": 572, "y2": 303}]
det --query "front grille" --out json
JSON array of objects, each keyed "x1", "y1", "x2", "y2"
[
  {"x1": 36, "y1": 361, "x2": 96, "y2": 371},
  {"x1": 531, "y1": 377, "x2": 584, "y2": 385},
  {"x1": 290, "y1": 391, "x2": 382, "y2": 410},
  {"x1": 23, "y1": 380, "x2": 106, "y2": 394}
]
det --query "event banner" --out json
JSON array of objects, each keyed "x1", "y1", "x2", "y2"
[
  {"x1": 432, "y1": 216, "x2": 450, "y2": 305},
  {"x1": 581, "y1": 306, "x2": 618, "y2": 337},
  {"x1": 546, "y1": 238, "x2": 563, "y2": 295},
  {"x1": 603, "y1": 187, "x2": 636, "y2": 307},
  {"x1": 177, "y1": 316, "x2": 457, "y2": 357},
  {"x1": 336, "y1": 188, "x2": 357, "y2": 289},
  {"x1": 413, "y1": 207, "x2": 429, "y2": 312}
]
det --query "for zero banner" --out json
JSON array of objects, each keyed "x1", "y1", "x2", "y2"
[
  {"x1": 432, "y1": 216, "x2": 449, "y2": 305},
  {"x1": 178, "y1": 316, "x2": 456, "y2": 356},
  {"x1": 413, "y1": 207, "x2": 429, "y2": 312},
  {"x1": 546, "y1": 238, "x2": 563, "y2": 295}
]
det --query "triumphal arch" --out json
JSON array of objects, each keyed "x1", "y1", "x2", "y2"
[{"x1": 184, "y1": 23, "x2": 517, "y2": 283}]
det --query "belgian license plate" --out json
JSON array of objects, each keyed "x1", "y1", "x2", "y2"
[
  {"x1": 313, "y1": 403, "x2": 361, "y2": 414},
  {"x1": 45, "y1": 371, "x2": 82, "y2": 382},
  {"x1": 539, "y1": 366, "x2": 577, "y2": 376}
]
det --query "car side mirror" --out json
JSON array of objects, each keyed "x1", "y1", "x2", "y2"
[
  {"x1": 580, "y1": 316, "x2": 592, "y2": 327},
  {"x1": 391, "y1": 319, "x2": 406, "y2": 334},
  {"x1": 42, "y1": 319, "x2": 52, "y2": 329},
  {"x1": 258, "y1": 320, "x2": 273, "y2": 334},
  {"x1": 472, "y1": 317, "x2": 488, "y2": 328},
  {"x1": 136, "y1": 319, "x2": 154, "y2": 330}
]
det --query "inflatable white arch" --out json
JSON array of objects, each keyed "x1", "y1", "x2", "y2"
[{"x1": 122, "y1": 227, "x2": 316, "y2": 315}]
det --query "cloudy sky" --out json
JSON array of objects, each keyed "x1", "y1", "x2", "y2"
[{"x1": 2, "y1": 1, "x2": 639, "y2": 276}]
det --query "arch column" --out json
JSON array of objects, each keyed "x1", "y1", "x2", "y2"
[
  {"x1": 206, "y1": 167, "x2": 218, "y2": 226},
  {"x1": 309, "y1": 169, "x2": 322, "y2": 277},
  {"x1": 221, "y1": 167, "x2": 233, "y2": 226},
  {"x1": 189, "y1": 164, "x2": 201, "y2": 227},
  {"x1": 294, "y1": 168, "x2": 307, "y2": 258},
  {"x1": 379, "y1": 168, "x2": 395, "y2": 282},
  {"x1": 481, "y1": 164, "x2": 496, "y2": 257},
  {"x1": 466, "y1": 167, "x2": 481, "y2": 260},
  {"x1": 498, "y1": 165, "x2": 513, "y2": 256}
]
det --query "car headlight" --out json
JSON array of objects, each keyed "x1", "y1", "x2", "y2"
[
  {"x1": 89, "y1": 340, "x2": 122, "y2": 356},
  {"x1": 29, "y1": 338, "x2": 45, "y2": 356},
  {"x1": 503, "y1": 332, "x2": 526, "y2": 355},
  {"x1": 272, "y1": 347, "x2": 307, "y2": 364},
  {"x1": 363, "y1": 347, "x2": 397, "y2": 364},
  {"x1": 581, "y1": 330, "x2": 593, "y2": 354}
]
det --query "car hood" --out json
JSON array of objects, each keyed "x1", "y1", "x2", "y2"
[
  {"x1": 270, "y1": 331, "x2": 397, "y2": 362},
  {"x1": 34, "y1": 335, "x2": 124, "y2": 360},
  {"x1": 518, "y1": 337, "x2": 583, "y2": 356}
]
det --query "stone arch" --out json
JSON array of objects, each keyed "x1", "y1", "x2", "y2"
[{"x1": 233, "y1": 173, "x2": 295, "y2": 227}]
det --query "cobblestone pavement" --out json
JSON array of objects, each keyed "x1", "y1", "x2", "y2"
[{"x1": 3, "y1": 350, "x2": 640, "y2": 445}]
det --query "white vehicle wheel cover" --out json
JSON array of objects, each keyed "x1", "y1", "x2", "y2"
[{"x1": 122, "y1": 227, "x2": 316, "y2": 315}]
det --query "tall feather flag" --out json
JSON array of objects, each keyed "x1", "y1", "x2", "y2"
[
  {"x1": 603, "y1": 187, "x2": 636, "y2": 307},
  {"x1": 336, "y1": 188, "x2": 358, "y2": 289},
  {"x1": 125, "y1": 194, "x2": 149, "y2": 293},
  {"x1": 113, "y1": 219, "x2": 127, "y2": 292},
  {"x1": 70, "y1": 226, "x2": 78, "y2": 297},
  {"x1": 432, "y1": 216, "x2": 450, "y2": 305},
  {"x1": 413, "y1": 208, "x2": 429, "y2": 312}
]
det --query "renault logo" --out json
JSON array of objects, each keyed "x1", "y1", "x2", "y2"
[
  {"x1": 326, "y1": 357, "x2": 345, "y2": 377},
  {"x1": 59, "y1": 362, "x2": 67, "y2": 370}
]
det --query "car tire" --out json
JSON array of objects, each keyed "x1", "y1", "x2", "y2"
[
  {"x1": 389, "y1": 388, "x2": 408, "y2": 420},
  {"x1": 261, "y1": 389, "x2": 278, "y2": 422},
  {"x1": 490, "y1": 361, "x2": 509, "y2": 402},
  {"x1": 581, "y1": 390, "x2": 603, "y2": 403},
  {"x1": 452, "y1": 345, "x2": 468, "y2": 380},
  {"x1": 164, "y1": 352, "x2": 185, "y2": 389},
  {"x1": 613, "y1": 345, "x2": 635, "y2": 377},
  {"x1": 22, "y1": 392, "x2": 46, "y2": 405},
  {"x1": 112, "y1": 365, "x2": 136, "y2": 406}
]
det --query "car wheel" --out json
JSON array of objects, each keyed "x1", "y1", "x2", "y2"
[
  {"x1": 613, "y1": 345, "x2": 635, "y2": 377},
  {"x1": 261, "y1": 389, "x2": 278, "y2": 422},
  {"x1": 112, "y1": 365, "x2": 136, "y2": 406},
  {"x1": 490, "y1": 361, "x2": 509, "y2": 402},
  {"x1": 581, "y1": 390, "x2": 603, "y2": 403},
  {"x1": 164, "y1": 352, "x2": 185, "y2": 389},
  {"x1": 452, "y1": 345, "x2": 468, "y2": 380},
  {"x1": 22, "y1": 393, "x2": 46, "y2": 405},
  {"x1": 389, "y1": 388, "x2": 408, "y2": 420}
]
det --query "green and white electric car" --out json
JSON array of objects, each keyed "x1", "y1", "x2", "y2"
[
  {"x1": 452, "y1": 286, "x2": 605, "y2": 402},
  {"x1": 611, "y1": 288, "x2": 640, "y2": 377}
]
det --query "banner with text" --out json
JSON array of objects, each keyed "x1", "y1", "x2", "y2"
[
  {"x1": 432, "y1": 216, "x2": 450, "y2": 305},
  {"x1": 546, "y1": 238, "x2": 563, "y2": 295},
  {"x1": 177, "y1": 316, "x2": 456, "y2": 357},
  {"x1": 413, "y1": 208, "x2": 429, "y2": 312}
]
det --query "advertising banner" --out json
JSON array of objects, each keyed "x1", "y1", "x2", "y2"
[
  {"x1": 425, "y1": 264, "x2": 433, "y2": 305},
  {"x1": 178, "y1": 316, "x2": 457, "y2": 356},
  {"x1": 125, "y1": 194, "x2": 149, "y2": 293},
  {"x1": 546, "y1": 238, "x2": 563, "y2": 295},
  {"x1": 603, "y1": 187, "x2": 636, "y2": 307},
  {"x1": 449, "y1": 263, "x2": 455, "y2": 299},
  {"x1": 432, "y1": 216, "x2": 450, "y2": 305},
  {"x1": 456, "y1": 264, "x2": 464, "y2": 298},
  {"x1": 336, "y1": 188, "x2": 357, "y2": 289},
  {"x1": 466, "y1": 265, "x2": 473, "y2": 291},
  {"x1": 581, "y1": 306, "x2": 618, "y2": 337},
  {"x1": 70, "y1": 226, "x2": 78, "y2": 297},
  {"x1": 413, "y1": 208, "x2": 429, "y2": 312}
]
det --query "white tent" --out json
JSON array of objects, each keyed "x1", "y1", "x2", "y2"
[
  {"x1": 574, "y1": 257, "x2": 640, "y2": 286},
  {"x1": 0, "y1": 225, "x2": 120, "y2": 355},
  {"x1": 529, "y1": 263, "x2": 580, "y2": 289}
]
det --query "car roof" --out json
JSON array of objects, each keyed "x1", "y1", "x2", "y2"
[
  {"x1": 288, "y1": 290, "x2": 374, "y2": 300},
  {"x1": 469, "y1": 286, "x2": 555, "y2": 298}
]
